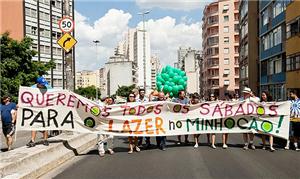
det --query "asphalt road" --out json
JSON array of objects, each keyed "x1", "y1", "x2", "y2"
[{"x1": 53, "y1": 134, "x2": 300, "y2": 179}]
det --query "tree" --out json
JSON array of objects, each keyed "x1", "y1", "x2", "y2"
[
  {"x1": 115, "y1": 84, "x2": 136, "y2": 97},
  {"x1": 0, "y1": 32, "x2": 55, "y2": 102},
  {"x1": 75, "y1": 86, "x2": 100, "y2": 99}
]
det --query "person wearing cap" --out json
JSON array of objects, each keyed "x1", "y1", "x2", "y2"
[
  {"x1": 0, "y1": 96, "x2": 17, "y2": 151},
  {"x1": 26, "y1": 76, "x2": 52, "y2": 147},
  {"x1": 240, "y1": 87, "x2": 259, "y2": 150}
]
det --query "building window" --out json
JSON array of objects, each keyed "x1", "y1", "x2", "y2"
[
  {"x1": 31, "y1": 43, "x2": 38, "y2": 51},
  {"x1": 262, "y1": 8, "x2": 269, "y2": 26},
  {"x1": 274, "y1": 58, "x2": 282, "y2": 74},
  {"x1": 286, "y1": 18, "x2": 300, "y2": 39},
  {"x1": 26, "y1": 25, "x2": 31, "y2": 34},
  {"x1": 25, "y1": 7, "x2": 37, "y2": 18},
  {"x1": 262, "y1": 25, "x2": 282, "y2": 50},
  {"x1": 31, "y1": 26, "x2": 37, "y2": 35},
  {"x1": 224, "y1": 15, "x2": 229, "y2": 22},
  {"x1": 224, "y1": 58, "x2": 229, "y2": 65},
  {"x1": 223, "y1": 4, "x2": 229, "y2": 13},
  {"x1": 273, "y1": 0, "x2": 284, "y2": 18},
  {"x1": 268, "y1": 60, "x2": 274, "y2": 75},
  {"x1": 224, "y1": 69, "x2": 230, "y2": 75},
  {"x1": 224, "y1": 48, "x2": 229, "y2": 54},
  {"x1": 224, "y1": 37, "x2": 229, "y2": 43},
  {"x1": 240, "y1": 0, "x2": 248, "y2": 20},
  {"x1": 224, "y1": 26, "x2": 229, "y2": 33},
  {"x1": 286, "y1": 55, "x2": 300, "y2": 71},
  {"x1": 40, "y1": 12, "x2": 50, "y2": 21},
  {"x1": 224, "y1": 80, "x2": 230, "y2": 86}
]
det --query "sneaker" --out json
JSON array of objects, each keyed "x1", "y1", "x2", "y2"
[
  {"x1": 26, "y1": 140, "x2": 36, "y2": 148},
  {"x1": 43, "y1": 140, "x2": 49, "y2": 146},
  {"x1": 250, "y1": 144, "x2": 256, "y2": 150},
  {"x1": 295, "y1": 148, "x2": 300, "y2": 151},
  {"x1": 108, "y1": 149, "x2": 114, "y2": 155},
  {"x1": 270, "y1": 147, "x2": 275, "y2": 152},
  {"x1": 211, "y1": 144, "x2": 216, "y2": 149},
  {"x1": 284, "y1": 146, "x2": 289, "y2": 150},
  {"x1": 177, "y1": 141, "x2": 181, "y2": 145},
  {"x1": 99, "y1": 152, "x2": 105, "y2": 157},
  {"x1": 194, "y1": 143, "x2": 199, "y2": 148},
  {"x1": 222, "y1": 144, "x2": 228, "y2": 149},
  {"x1": 262, "y1": 146, "x2": 266, "y2": 150},
  {"x1": 135, "y1": 146, "x2": 141, "y2": 152},
  {"x1": 243, "y1": 144, "x2": 248, "y2": 150}
]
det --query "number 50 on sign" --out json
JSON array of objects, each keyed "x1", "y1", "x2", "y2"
[{"x1": 58, "y1": 17, "x2": 74, "y2": 33}]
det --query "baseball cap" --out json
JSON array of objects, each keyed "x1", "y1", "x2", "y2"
[{"x1": 36, "y1": 76, "x2": 49, "y2": 86}]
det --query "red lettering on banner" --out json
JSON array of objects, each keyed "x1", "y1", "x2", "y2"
[
  {"x1": 269, "y1": 105, "x2": 278, "y2": 116},
  {"x1": 225, "y1": 104, "x2": 233, "y2": 117},
  {"x1": 67, "y1": 95, "x2": 76, "y2": 107},
  {"x1": 121, "y1": 105, "x2": 130, "y2": 115},
  {"x1": 212, "y1": 104, "x2": 223, "y2": 117},
  {"x1": 56, "y1": 93, "x2": 66, "y2": 105},
  {"x1": 76, "y1": 99, "x2": 85, "y2": 109},
  {"x1": 102, "y1": 107, "x2": 111, "y2": 117},
  {"x1": 137, "y1": 105, "x2": 146, "y2": 115},
  {"x1": 234, "y1": 104, "x2": 245, "y2": 116},
  {"x1": 46, "y1": 94, "x2": 54, "y2": 106},
  {"x1": 108, "y1": 120, "x2": 113, "y2": 132},
  {"x1": 200, "y1": 103, "x2": 210, "y2": 115},
  {"x1": 247, "y1": 103, "x2": 254, "y2": 115},
  {"x1": 154, "y1": 104, "x2": 163, "y2": 114},
  {"x1": 21, "y1": 91, "x2": 34, "y2": 106},
  {"x1": 36, "y1": 94, "x2": 45, "y2": 105},
  {"x1": 182, "y1": 105, "x2": 190, "y2": 114}
]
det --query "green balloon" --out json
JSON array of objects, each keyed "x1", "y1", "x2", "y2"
[
  {"x1": 163, "y1": 85, "x2": 169, "y2": 93},
  {"x1": 169, "y1": 72, "x2": 175, "y2": 78},
  {"x1": 183, "y1": 76, "x2": 188, "y2": 81},
  {"x1": 183, "y1": 82, "x2": 187, "y2": 88},
  {"x1": 180, "y1": 71, "x2": 186, "y2": 76},
  {"x1": 168, "y1": 86, "x2": 173, "y2": 92},
  {"x1": 157, "y1": 81, "x2": 162, "y2": 86},
  {"x1": 165, "y1": 81, "x2": 171, "y2": 86},
  {"x1": 173, "y1": 76, "x2": 180, "y2": 83},
  {"x1": 178, "y1": 85, "x2": 184, "y2": 91},
  {"x1": 170, "y1": 82, "x2": 175, "y2": 87},
  {"x1": 178, "y1": 79, "x2": 185, "y2": 85},
  {"x1": 162, "y1": 73, "x2": 170, "y2": 80},
  {"x1": 170, "y1": 92, "x2": 174, "y2": 97},
  {"x1": 172, "y1": 86, "x2": 179, "y2": 95}
]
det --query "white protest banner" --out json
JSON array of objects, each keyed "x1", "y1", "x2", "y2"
[{"x1": 16, "y1": 87, "x2": 291, "y2": 139}]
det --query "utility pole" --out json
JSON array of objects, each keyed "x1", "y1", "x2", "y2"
[
  {"x1": 138, "y1": 11, "x2": 150, "y2": 91},
  {"x1": 93, "y1": 40, "x2": 100, "y2": 102},
  {"x1": 64, "y1": 0, "x2": 74, "y2": 91}
]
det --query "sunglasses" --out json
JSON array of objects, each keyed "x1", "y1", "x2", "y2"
[{"x1": 129, "y1": 96, "x2": 135, "y2": 97}]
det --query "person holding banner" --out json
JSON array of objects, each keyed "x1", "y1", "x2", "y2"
[
  {"x1": 192, "y1": 93, "x2": 210, "y2": 148},
  {"x1": 260, "y1": 91, "x2": 275, "y2": 151},
  {"x1": 241, "y1": 87, "x2": 259, "y2": 150},
  {"x1": 127, "y1": 93, "x2": 141, "y2": 154},
  {"x1": 173, "y1": 90, "x2": 190, "y2": 145},
  {"x1": 26, "y1": 77, "x2": 52, "y2": 147},
  {"x1": 210, "y1": 94, "x2": 228, "y2": 149},
  {"x1": 285, "y1": 90, "x2": 300, "y2": 151},
  {"x1": 97, "y1": 96, "x2": 115, "y2": 157},
  {"x1": 154, "y1": 92, "x2": 167, "y2": 151},
  {"x1": 137, "y1": 89, "x2": 151, "y2": 149},
  {"x1": 1, "y1": 96, "x2": 17, "y2": 151}
]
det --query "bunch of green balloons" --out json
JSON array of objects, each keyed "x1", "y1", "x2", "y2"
[{"x1": 156, "y1": 65, "x2": 187, "y2": 98}]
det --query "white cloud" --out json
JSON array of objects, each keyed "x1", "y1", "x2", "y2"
[
  {"x1": 136, "y1": 0, "x2": 212, "y2": 11},
  {"x1": 75, "y1": 9, "x2": 202, "y2": 71},
  {"x1": 75, "y1": 9, "x2": 132, "y2": 71},
  {"x1": 138, "y1": 16, "x2": 202, "y2": 66}
]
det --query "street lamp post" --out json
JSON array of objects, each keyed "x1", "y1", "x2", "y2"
[
  {"x1": 93, "y1": 40, "x2": 100, "y2": 102},
  {"x1": 138, "y1": 11, "x2": 150, "y2": 91}
]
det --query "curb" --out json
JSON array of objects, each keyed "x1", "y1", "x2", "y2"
[{"x1": 0, "y1": 132, "x2": 98, "y2": 179}]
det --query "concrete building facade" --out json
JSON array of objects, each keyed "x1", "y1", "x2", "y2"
[
  {"x1": 76, "y1": 70, "x2": 97, "y2": 89},
  {"x1": 285, "y1": 1, "x2": 300, "y2": 92},
  {"x1": 202, "y1": 0, "x2": 240, "y2": 99},
  {"x1": 239, "y1": 0, "x2": 259, "y2": 95},
  {"x1": 150, "y1": 55, "x2": 161, "y2": 90},
  {"x1": 0, "y1": 0, "x2": 75, "y2": 89}
]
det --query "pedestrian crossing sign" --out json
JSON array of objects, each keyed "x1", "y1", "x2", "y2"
[{"x1": 57, "y1": 33, "x2": 77, "y2": 52}]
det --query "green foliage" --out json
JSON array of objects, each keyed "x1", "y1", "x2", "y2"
[
  {"x1": 115, "y1": 84, "x2": 136, "y2": 97},
  {"x1": 0, "y1": 32, "x2": 55, "y2": 102},
  {"x1": 75, "y1": 86, "x2": 100, "y2": 99}
]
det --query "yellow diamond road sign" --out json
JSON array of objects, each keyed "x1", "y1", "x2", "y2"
[{"x1": 57, "y1": 33, "x2": 77, "y2": 52}]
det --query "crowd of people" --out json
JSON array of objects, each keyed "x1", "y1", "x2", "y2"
[
  {"x1": 0, "y1": 77, "x2": 299, "y2": 157},
  {"x1": 96, "y1": 87, "x2": 300, "y2": 156}
]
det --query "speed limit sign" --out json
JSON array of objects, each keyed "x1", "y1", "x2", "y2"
[{"x1": 58, "y1": 17, "x2": 74, "y2": 33}]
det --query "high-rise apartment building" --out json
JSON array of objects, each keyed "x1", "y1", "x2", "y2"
[
  {"x1": 0, "y1": 0, "x2": 74, "y2": 89},
  {"x1": 202, "y1": 0, "x2": 240, "y2": 99},
  {"x1": 285, "y1": 1, "x2": 300, "y2": 92},
  {"x1": 150, "y1": 55, "x2": 161, "y2": 90},
  {"x1": 259, "y1": 0, "x2": 292, "y2": 100},
  {"x1": 76, "y1": 70, "x2": 97, "y2": 89},
  {"x1": 177, "y1": 47, "x2": 201, "y2": 94},
  {"x1": 239, "y1": 0, "x2": 259, "y2": 94}
]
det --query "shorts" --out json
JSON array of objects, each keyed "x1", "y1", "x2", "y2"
[
  {"x1": 289, "y1": 122, "x2": 300, "y2": 137},
  {"x1": 2, "y1": 123, "x2": 15, "y2": 137}
]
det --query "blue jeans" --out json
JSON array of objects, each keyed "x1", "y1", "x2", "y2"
[
  {"x1": 156, "y1": 136, "x2": 166, "y2": 148},
  {"x1": 138, "y1": 137, "x2": 150, "y2": 146}
]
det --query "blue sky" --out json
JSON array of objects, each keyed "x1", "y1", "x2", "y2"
[
  {"x1": 75, "y1": 1, "x2": 205, "y2": 27},
  {"x1": 74, "y1": 0, "x2": 211, "y2": 71}
]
